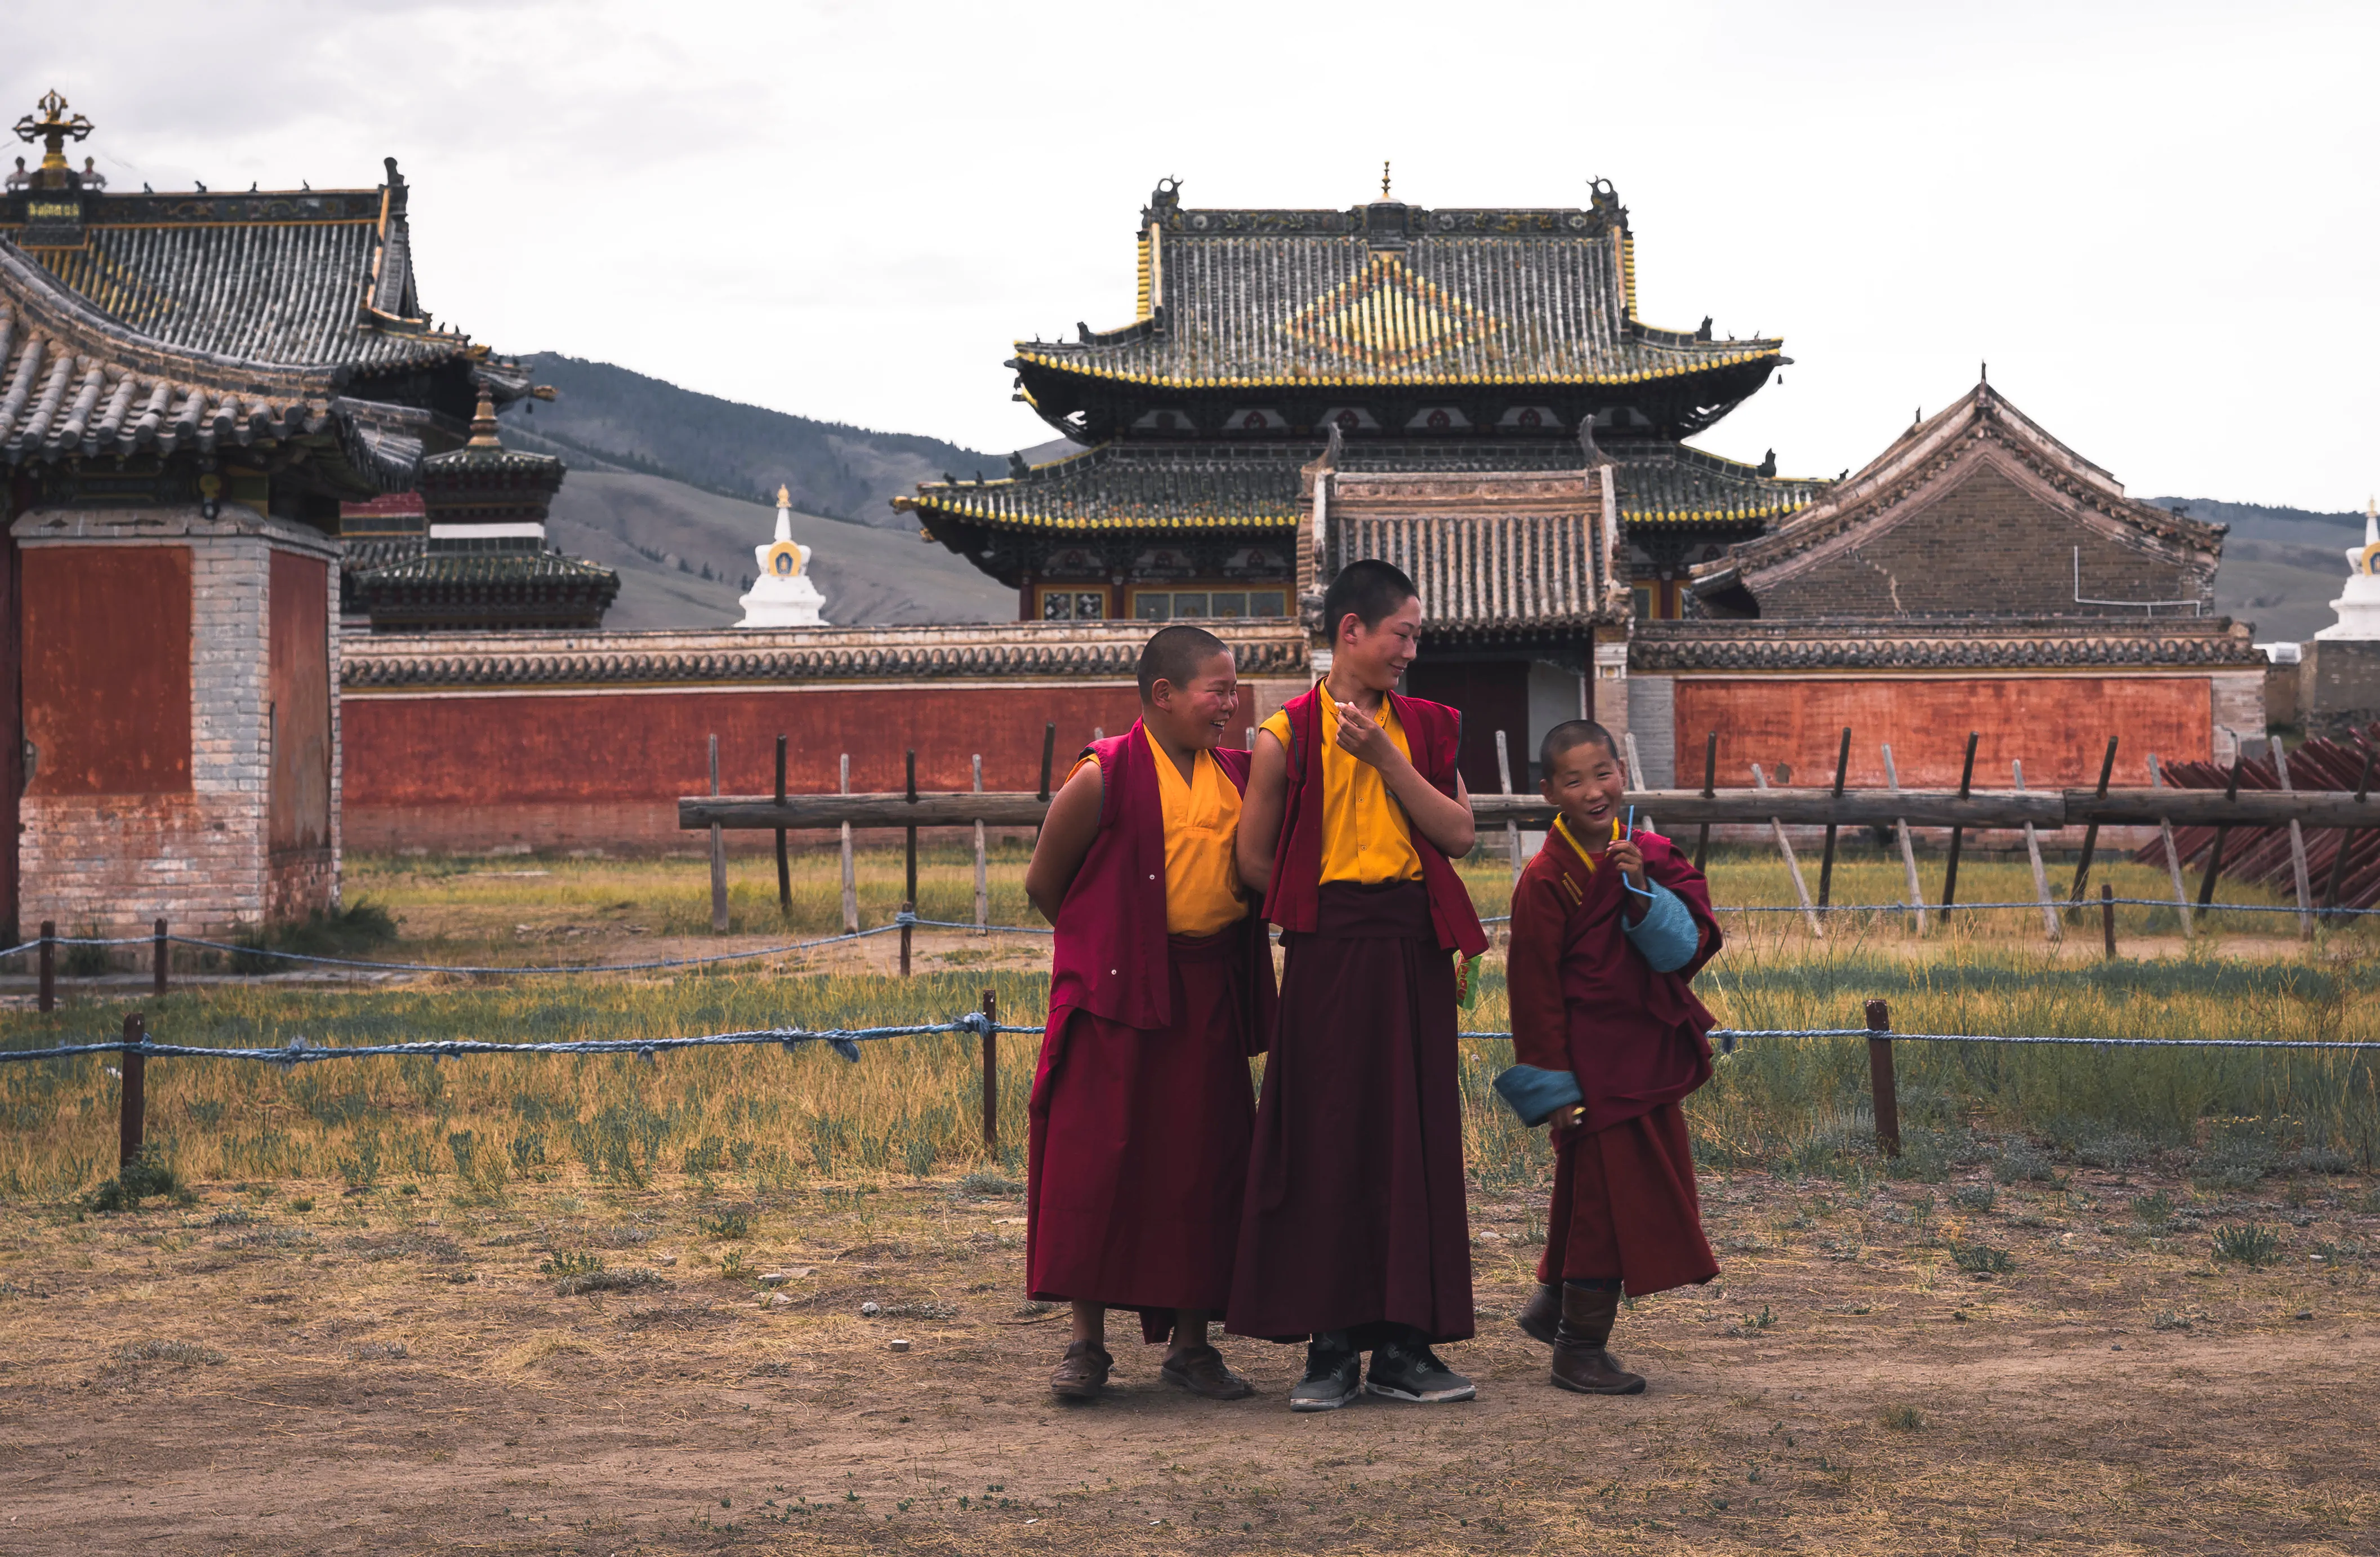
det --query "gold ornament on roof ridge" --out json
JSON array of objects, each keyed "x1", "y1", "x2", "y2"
[{"x1": 14, "y1": 90, "x2": 92, "y2": 173}]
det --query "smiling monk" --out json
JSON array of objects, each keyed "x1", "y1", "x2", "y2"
[
  {"x1": 1023, "y1": 625, "x2": 1276, "y2": 1404},
  {"x1": 1228, "y1": 559, "x2": 1489, "y2": 1412}
]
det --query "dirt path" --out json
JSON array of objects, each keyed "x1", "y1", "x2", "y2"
[{"x1": 3, "y1": 1167, "x2": 2374, "y2": 1555}]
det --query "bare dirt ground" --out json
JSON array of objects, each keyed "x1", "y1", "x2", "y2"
[{"x1": 3, "y1": 1162, "x2": 2375, "y2": 1556}]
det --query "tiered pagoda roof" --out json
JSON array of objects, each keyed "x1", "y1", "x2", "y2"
[{"x1": 1009, "y1": 178, "x2": 1783, "y2": 445}]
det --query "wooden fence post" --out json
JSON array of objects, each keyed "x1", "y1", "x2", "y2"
[
  {"x1": 838, "y1": 754, "x2": 858, "y2": 935},
  {"x1": 2273, "y1": 742, "x2": 2316, "y2": 940},
  {"x1": 1941, "y1": 732, "x2": 1979, "y2": 920},
  {"x1": 979, "y1": 987, "x2": 999, "y2": 1153},
  {"x1": 37, "y1": 920, "x2": 53, "y2": 1013},
  {"x1": 707, "y1": 735, "x2": 729, "y2": 934},
  {"x1": 901, "y1": 749, "x2": 917, "y2": 976},
  {"x1": 1816, "y1": 726, "x2": 1850, "y2": 909},
  {"x1": 1494, "y1": 730, "x2": 1521, "y2": 900},
  {"x1": 2321, "y1": 741, "x2": 2374, "y2": 919},
  {"x1": 1623, "y1": 731, "x2": 1655, "y2": 838},
  {"x1": 1692, "y1": 730, "x2": 1717, "y2": 874},
  {"x1": 153, "y1": 918, "x2": 168, "y2": 997},
  {"x1": 2066, "y1": 736, "x2": 2119, "y2": 909},
  {"x1": 119, "y1": 1011, "x2": 146, "y2": 1169},
  {"x1": 1751, "y1": 764, "x2": 1824, "y2": 937},
  {"x1": 2147, "y1": 753, "x2": 2195, "y2": 940},
  {"x1": 1882, "y1": 744, "x2": 1926, "y2": 936},
  {"x1": 972, "y1": 754, "x2": 988, "y2": 936},
  {"x1": 2013, "y1": 760, "x2": 2060, "y2": 943},
  {"x1": 2195, "y1": 755, "x2": 2244, "y2": 909},
  {"x1": 2101, "y1": 883, "x2": 2118, "y2": 960},
  {"x1": 1865, "y1": 999, "x2": 1900, "y2": 1159},
  {"x1": 774, "y1": 735, "x2": 791, "y2": 916}
]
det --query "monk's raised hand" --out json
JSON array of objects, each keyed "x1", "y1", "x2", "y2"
[
  {"x1": 1603, "y1": 837, "x2": 1647, "y2": 893},
  {"x1": 1333, "y1": 700, "x2": 1398, "y2": 771}
]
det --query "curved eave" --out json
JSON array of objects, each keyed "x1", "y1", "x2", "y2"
[
  {"x1": 910, "y1": 497, "x2": 1299, "y2": 535},
  {"x1": 1620, "y1": 503, "x2": 1810, "y2": 528},
  {"x1": 1011, "y1": 345, "x2": 1784, "y2": 392}
]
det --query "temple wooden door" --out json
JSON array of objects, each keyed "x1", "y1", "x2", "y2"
[{"x1": 1403, "y1": 657, "x2": 1532, "y2": 799}]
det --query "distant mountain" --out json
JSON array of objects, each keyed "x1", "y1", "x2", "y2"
[
  {"x1": 506, "y1": 355, "x2": 1013, "y2": 529},
  {"x1": 2147, "y1": 498, "x2": 2361, "y2": 644},
  {"x1": 547, "y1": 472, "x2": 1014, "y2": 631}
]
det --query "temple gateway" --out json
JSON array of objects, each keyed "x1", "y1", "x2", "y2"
[
  {"x1": 902, "y1": 175, "x2": 2258, "y2": 794},
  {"x1": 900, "y1": 175, "x2": 1829, "y2": 790}
]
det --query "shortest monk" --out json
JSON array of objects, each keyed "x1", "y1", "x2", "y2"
[
  {"x1": 1022, "y1": 624, "x2": 1276, "y2": 1403},
  {"x1": 1497, "y1": 720, "x2": 1724, "y2": 1395}
]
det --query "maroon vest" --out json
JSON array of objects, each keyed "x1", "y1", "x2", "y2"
[
  {"x1": 1049, "y1": 720, "x2": 1254, "y2": 1033},
  {"x1": 1260, "y1": 685, "x2": 1488, "y2": 958}
]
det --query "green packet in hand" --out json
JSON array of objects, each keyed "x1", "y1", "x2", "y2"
[{"x1": 1454, "y1": 951, "x2": 1478, "y2": 1011}]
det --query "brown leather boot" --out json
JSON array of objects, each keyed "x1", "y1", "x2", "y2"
[
  {"x1": 1516, "y1": 1282, "x2": 1562, "y2": 1346},
  {"x1": 1549, "y1": 1284, "x2": 1646, "y2": 1395}
]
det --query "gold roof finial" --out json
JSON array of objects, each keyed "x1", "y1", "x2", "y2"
[
  {"x1": 1381, "y1": 160, "x2": 1392, "y2": 199},
  {"x1": 777, "y1": 484, "x2": 791, "y2": 507},
  {"x1": 466, "y1": 389, "x2": 501, "y2": 449},
  {"x1": 14, "y1": 90, "x2": 92, "y2": 175}
]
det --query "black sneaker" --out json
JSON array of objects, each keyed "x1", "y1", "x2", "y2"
[
  {"x1": 1289, "y1": 1332, "x2": 1361, "y2": 1413},
  {"x1": 1366, "y1": 1338, "x2": 1476, "y2": 1403}
]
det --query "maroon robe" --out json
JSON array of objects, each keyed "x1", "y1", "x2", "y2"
[
  {"x1": 1227, "y1": 687, "x2": 1485, "y2": 1345},
  {"x1": 1027, "y1": 724, "x2": 1276, "y2": 1343},
  {"x1": 1508, "y1": 824, "x2": 1723, "y2": 1296}
]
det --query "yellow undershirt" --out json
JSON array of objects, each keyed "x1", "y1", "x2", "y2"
[
  {"x1": 1152, "y1": 746, "x2": 1249, "y2": 936},
  {"x1": 1261, "y1": 696, "x2": 1424, "y2": 886}
]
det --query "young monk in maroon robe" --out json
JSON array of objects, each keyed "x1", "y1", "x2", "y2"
[
  {"x1": 1497, "y1": 719, "x2": 1723, "y2": 1395},
  {"x1": 1023, "y1": 624, "x2": 1276, "y2": 1403},
  {"x1": 1229, "y1": 559, "x2": 1488, "y2": 1412}
]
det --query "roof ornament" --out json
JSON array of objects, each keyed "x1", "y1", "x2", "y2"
[
  {"x1": 466, "y1": 389, "x2": 502, "y2": 449},
  {"x1": 1587, "y1": 176, "x2": 1619, "y2": 213},
  {"x1": 1757, "y1": 450, "x2": 1777, "y2": 479},
  {"x1": 1381, "y1": 161, "x2": 1391, "y2": 199},
  {"x1": 13, "y1": 90, "x2": 92, "y2": 184},
  {"x1": 1148, "y1": 176, "x2": 1182, "y2": 215},
  {"x1": 1578, "y1": 413, "x2": 1611, "y2": 468},
  {"x1": 1008, "y1": 451, "x2": 1030, "y2": 478}
]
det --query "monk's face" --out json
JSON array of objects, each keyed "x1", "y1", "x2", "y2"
[
  {"x1": 1540, "y1": 738, "x2": 1626, "y2": 835},
  {"x1": 1335, "y1": 594, "x2": 1424, "y2": 692},
  {"x1": 1147, "y1": 651, "x2": 1240, "y2": 750}
]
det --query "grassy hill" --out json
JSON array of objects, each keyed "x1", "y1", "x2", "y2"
[
  {"x1": 546, "y1": 472, "x2": 1014, "y2": 631},
  {"x1": 2149, "y1": 498, "x2": 2362, "y2": 644},
  {"x1": 511, "y1": 355, "x2": 1013, "y2": 528}
]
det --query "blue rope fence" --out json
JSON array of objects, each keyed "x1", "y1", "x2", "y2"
[{"x1": 6, "y1": 1018, "x2": 2378, "y2": 1068}]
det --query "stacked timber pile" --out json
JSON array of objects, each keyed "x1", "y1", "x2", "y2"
[{"x1": 2139, "y1": 724, "x2": 2379, "y2": 911}]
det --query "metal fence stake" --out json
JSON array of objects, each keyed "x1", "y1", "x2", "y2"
[
  {"x1": 973, "y1": 754, "x2": 988, "y2": 936},
  {"x1": 119, "y1": 1012, "x2": 146, "y2": 1169},
  {"x1": 980, "y1": 987, "x2": 999, "y2": 1152},
  {"x1": 37, "y1": 920, "x2": 53, "y2": 1013},
  {"x1": 153, "y1": 918, "x2": 168, "y2": 997},
  {"x1": 2101, "y1": 883, "x2": 2118, "y2": 961},
  {"x1": 1865, "y1": 999, "x2": 1900, "y2": 1159}
]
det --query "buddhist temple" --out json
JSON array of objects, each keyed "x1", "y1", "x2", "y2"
[
  {"x1": 898, "y1": 172, "x2": 1828, "y2": 787},
  {"x1": 0, "y1": 90, "x2": 542, "y2": 935},
  {"x1": 345, "y1": 392, "x2": 618, "y2": 631}
]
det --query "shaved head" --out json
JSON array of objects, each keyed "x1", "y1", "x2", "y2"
[
  {"x1": 1539, "y1": 719, "x2": 1618, "y2": 772},
  {"x1": 1138, "y1": 624, "x2": 1232, "y2": 699}
]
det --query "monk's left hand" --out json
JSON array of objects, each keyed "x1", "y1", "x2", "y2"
[
  {"x1": 1603, "y1": 837, "x2": 1647, "y2": 894},
  {"x1": 1333, "y1": 700, "x2": 1401, "y2": 772}
]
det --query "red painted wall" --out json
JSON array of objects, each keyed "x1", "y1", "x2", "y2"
[
  {"x1": 343, "y1": 682, "x2": 1147, "y2": 853},
  {"x1": 268, "y1": 551, "x2": 332, "y2": 852},
  {"x1": 22, "y1": 546, "x2": 193, "y2": 795},
  {"x1": 1670, "y1": 676, "x2": 2214, "y2": 790}
]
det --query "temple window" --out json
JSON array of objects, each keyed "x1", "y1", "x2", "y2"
[
  {"x1": 1131, "y1": 588, "x2": 1286, "y2": 621},
  {"x1": 1039, "y1": 588, "x2": 1108, "y2": 620}
]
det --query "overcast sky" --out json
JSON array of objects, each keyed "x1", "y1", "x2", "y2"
[{"x1": 11, "y1": 3, "x2": 2376, "y2": 508}]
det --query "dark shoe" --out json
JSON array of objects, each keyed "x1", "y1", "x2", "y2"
[
  {"x1": 1366, "y1": 1337, "x2": 1477, "y2": 1403},
  {"x1": 1550, "y1": 1284, "x2": 1646, "y2": 1395},
  {"x1": 1050, "y1": 1338, "x2": 1112, "y2": 1401},
  {"x1": 1289, "y1": 1332, "x2": 1361, "y2": 1412},
  {"x1": 1516, "y1": 1282, "x2": 1562, "y2": 1346},
  {"x1": 1161, "y1": 1344, "x2": 1255, "y2": 1400}
]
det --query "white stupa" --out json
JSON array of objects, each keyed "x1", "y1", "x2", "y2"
[
  {"x1": 736, "y1": 485, "x2": 827, "y2": 627},
  {"x1": 2313, "y1": 498, "x2": 2380, "y2": 642}
]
